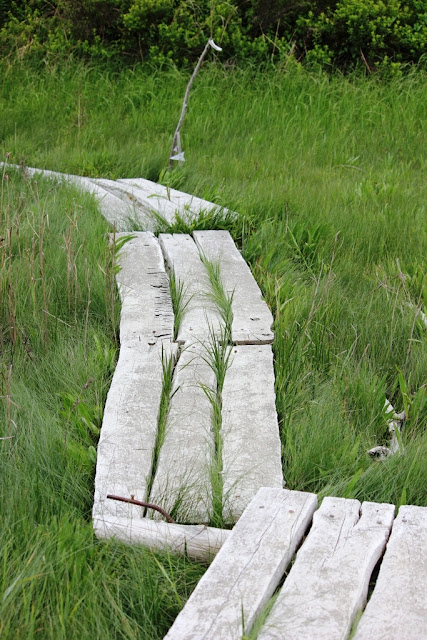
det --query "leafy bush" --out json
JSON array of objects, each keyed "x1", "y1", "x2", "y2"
[{"x1": 0, "y1": 1, "x2": 426, "y2": 71}]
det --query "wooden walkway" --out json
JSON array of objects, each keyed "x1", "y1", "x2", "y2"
[
  {"x1": 166, "y1": 487, "x2": 426, "y2": 640},
  {"x1": 0, "y1": 164, "x2": 229, "y2": 230},
  {"x1": 9, "y1": 165, "x2": 424, "y2": 638},
  {"x1": 93, "y1": 230, "x2": 283, "y2": 528}
]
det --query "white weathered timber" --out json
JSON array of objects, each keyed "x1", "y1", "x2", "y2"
[
  {"x1": 118, "y1": 177, "x2": 227, "y2": 220},
  {"x1": 259, "y1": 497, "x2": 395, "y2": 640},
  {"x1": 159, "y1": 233, "x2": 222, "y2": 344},
  {"x1": 221, "y1": 345, "x2": 283, "y2": 522},
  {"x1": 94, "y1": 516, "x2": 229, "y2": 561},
  {"x1": 164, "y1": 488, "x2": 318, "y2": 640},
  {"x1": 114, "y1": 232, "x2": 173, "y2": 343},
  {"x1": 93, "y1": 177, "x2": 179, "y2": 224},
  {"x1": 369, "y1": 398, "x2": 406, "y2": 459},
  {"x1": 353, "y1": 504, "x2": 427, "y2": 640},
  {"x1": 193, "y1": 230, "x2": 274, "y2": 344},
  {"x1": 93, "y1": 341, "x2": 178, "y2": 520},
  {"x1": 0, "y1": 163, "x2": 141, "y2": 230},
  {"x1": 149, "y1": 343, "x2": 216, "y2": 523}
]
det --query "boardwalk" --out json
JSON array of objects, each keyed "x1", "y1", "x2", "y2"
[{"x1": 93, "y1": 230, "x2": 283, "y2": 527}]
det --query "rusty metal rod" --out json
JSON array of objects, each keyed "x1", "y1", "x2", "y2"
[{"x1": 107, "y1": 494, "x2": 176, "y2": 524}]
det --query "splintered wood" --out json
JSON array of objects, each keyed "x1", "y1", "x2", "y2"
[
  {"x1": 166, "y1": 489, "x2": 425, "y2": 640},
  {"x1": 164, "y1": 489, "x2": 318, "y2": 640},
  {"x1": 352, "y1": 505, "x2": 427, "y2": 640},
  {"x1": 258, "y1": 497, "x2": 395, "y2": 640},
  {"x1": 93, "y1": 230, "x2": 283, "y2": 531},
  {"x1": 113, "y1": 232, "x2": 173, "y2": 343}
]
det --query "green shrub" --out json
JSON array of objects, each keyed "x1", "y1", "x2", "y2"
[{"x1": 0, "y1": 0, "x2": 426, "y2": 70}]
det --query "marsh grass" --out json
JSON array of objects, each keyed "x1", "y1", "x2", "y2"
[
  {"x1": 200, "y1": 255, "x2": 234, "y2": 344},
  {"x1": 199, "y1": 326, "x2": 234, "y2": 527},
  {"x1": 144, "y1": 347, "x2": 177, "y2": 510},
  {"x1": 168, "y1": 270, "x2": 190, "y2": 341},
  {"x1": 1, "y1": 57, "x2": 426, "y2": 638},
  {"x1": 0, "y1": 169, "x2": 207, "y2": 639},
  {"x1": 151, "y1": 206, "x2": 239, "y2": 236}
]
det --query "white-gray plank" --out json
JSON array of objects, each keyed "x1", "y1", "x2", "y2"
[
  {"x1": 149, "y1": 343, "x2": 216, "y2": 523},
  {"x1": 259, "y1": 497, "x2": 395, "y2": 640},
  {"x1": 353, "y1": 504, "x2": 427, "y2": 640},
  {"x1": 118, "y1": 177, "x2": 227, "y2": 220},
  {"x1": 221, "y1": 345, "x2": 283, "y2": 522},
  {"x1": 193, "y1": 230, "x2": 274, "y2": 344},
  {"x1": 94, "y1": 516, "x2": 230, "y2": 562},
  {"x1": 92, "y1": 177, "x2": 179, "y2": 225},
  {"x1": 0, "y1": 163, "x2": 140, "y2": 230},
  {"x1": 93, "y1": 341, "x2": 178, "y2": 520},
  {"x1": 159, "y1": 233, "x2": 222, "y2": 344},
  {"x1": 164, "y1": 488, "x2": 318, "y2": 640},
  {"x1": 114, "y1": 232, "x2": 173, "y2": 343}
]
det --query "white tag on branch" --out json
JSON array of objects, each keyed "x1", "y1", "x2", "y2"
[
  {"x1": 209, "y1": 38, "x2": 223, "y2": 52},
  {"x1": 170, "y1": 151, "x2": 185, "y2": 162}
]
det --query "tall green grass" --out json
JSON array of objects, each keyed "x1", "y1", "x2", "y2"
[
  {"x1": 0, "y1": 170, "x2": 206, "y2": 638},
  {"x1": 1, "y1": 58, "x2": 426, "y2": 638}
]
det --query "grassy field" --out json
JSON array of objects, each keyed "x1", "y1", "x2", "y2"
[{"x1": 1, "y1": 57, "x2": 426, "y2": 638}]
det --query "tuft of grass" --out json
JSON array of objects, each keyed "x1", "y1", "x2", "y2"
[
  {"x1": 168, "y1": 270, "x2": 191, "y2": 342},
  {"x1": 200, "y1": 255, "x2": 234, "y2": 344},
  {"x1": 144, "y1": 346, "x2": 177, "y2": 510},
  {"x1": 151, "y1": 206, "x2": 240, "y2": 236},
  {"x1": 199, "y1": 326, "x2": 234, "y2": 527}
]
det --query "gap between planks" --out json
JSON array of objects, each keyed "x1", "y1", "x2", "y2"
[
  {"x1": 94, "y1": 230, "x2": 283, "y2": 530},
  {"x1": 165, "y1": 489, "x2": 426, "y2": 640}
]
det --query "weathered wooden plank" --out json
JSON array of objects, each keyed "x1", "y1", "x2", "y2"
[
  {"x1": 149, "y1": 343, "x2": 216, "y2": 523},
  {"x1": 94, "y1": 516, "x2": 229, "y2": 561},
  {"x1": 353, "y1": 504, "x2": 427, "y2": 640},
  {"x1": 221, "y1": 345, "x2": 283, "y2": 522},
  {"x1": 93, "y1": 177, "x2": 179, "y2": 224},
  {"x1": 114, "y1": 232, "x2": 173, "y2": 343},
  {"x1": 164, "y1": 488, "x2": 318, "y2": 640},
  {"x1": 0, "y1": 163, "x2": 140, "y2": 230},
  {"x1": 193, "y1": 230, "x2": 274, "y2": 344},
  {"x1": 158, "y1": 233, "x2": 222, "y2": 344},
  {"x1": 93, "y1": 341, "x2": 178, "y2": 520},
  {"x1": 118, "y1": 177, "x2": 226, "y2": 220},
  {"x1": 259, "y1": 497, "x2": 395, "y2": 640}
]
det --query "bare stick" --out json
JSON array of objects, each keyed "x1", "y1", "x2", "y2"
[
  {"x1": 107, "y1": 494, "x2": 176, "y2": 524},
  {"x1": 169, "y1": 39, "x2": 221, "y2": 168}
]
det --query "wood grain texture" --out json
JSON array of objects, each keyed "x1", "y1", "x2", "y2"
[
  {"x1": 221, "y1": 345, "x2": 283, "y2": 522},
  {"x1": 259, "y1": 497, "x2": 395, "y2": 640},
  {"x1": 159, "y1": 233, "x2": 222, "y2": 344},
  {"x1": 164, "y1": 488, "x2": 317, "y2": 640},
  {"x1": 118, "y1": 177, "x2": 227, "y2": 220},
  {"x1": 114, "y1": 232, "x2": 173, "y2": 343},
  {"x1": 353, "y1": 504, "x2": 427, "y2": 640},
  {"x1": 93, "y1": 342, "x2": 178, "y2": 520},
  {"x1": 94, "y1": 516, "x2": 229, "y2": 561},
  {"x1": 94, "y1": 177, "x2": 178, "y2": 225},
  {"x1": 149, "y1": 343, "x2": 216, "y2": 523},
  {"x1": 193, "y1": 230, "x2": 274, "y2": 344}
]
